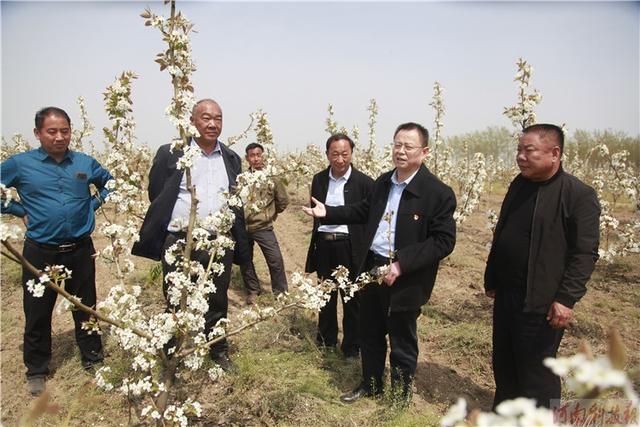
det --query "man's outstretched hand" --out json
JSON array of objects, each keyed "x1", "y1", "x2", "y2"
[{"x1": 302, "y1": 197, "x2": 327, "y2": 218}]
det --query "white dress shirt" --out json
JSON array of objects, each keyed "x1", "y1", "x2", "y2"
[
  {"x1": 318, "y1": 166, "x2": 351, "y2": 234},
  {"x1": 168, "y1": 140, "x2": 229, "y2": 232}
]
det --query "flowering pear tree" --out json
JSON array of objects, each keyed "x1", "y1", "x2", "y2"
[
  {"x1": 69, "y1": 96, "x2": 95, "y2": 154},
  {"x1": 503, "y1": 57, "x2": 542, "y2": 136},
  {"x1": 453, "y1": 151, "x2": 488, "y2": 225},
  {"x1": 353, "y1": 98, "x2": 393, "y2": 179},
  {"x1": 0, "y1": 133, "x2": 32, "y2": 161},
  {"x1": 584, "y1": 141, "x2": 639, "y2": 263},
  {"x1": 427, "y1": 81, "x2": 454, "y2": 180}
]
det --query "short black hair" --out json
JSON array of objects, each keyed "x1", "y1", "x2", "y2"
[
  {"x1": 35, "y1": 107, "x2": 71, "y2": 130},
  {"x1": 245, "y1": 142, "x2": 264, "y2": 154},
  {"x1": 325, "y1": 133, "x2": 354, "y2": 152},
  {"x1": 523, "y1": 123, "x2": 564, "y2": 154},
  {"x1": 394, "y1": 122, "x2": 429, "y2": 147}
]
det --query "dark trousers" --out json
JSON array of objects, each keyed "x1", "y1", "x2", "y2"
[
  {"x1": 240, "y1": 227, "x2": 288, "y2": 295},
  {"x1": 492, "y1": 286, "x2": 564, "y2": 409},
  {"x1": 359, "y1": 267, "x2": 419, "y2": 394},
  {"x1": 161, "y1": 232, "x2": 233, "y2": 356},
  {"x1": 315, "y1": 238, "x2": 360, "y2": 354},
  {"x1": 22, "y1": 238, "x2": 103, "y2": 378}
]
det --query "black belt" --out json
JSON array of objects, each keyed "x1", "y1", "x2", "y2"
[
  {"x1": 368, "y1": 250, "x2": 395, "y2": 266},
  {"x1": 318, "y1": 232, "x2": 350, "y2": 241},
  {"x1": 26, "y1": 236, "x2": 91, "y2": 253}
]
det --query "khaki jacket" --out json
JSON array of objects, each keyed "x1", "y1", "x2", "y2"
[{"x1": 245, "y1": 170, "x2": 289, "y2": 233}]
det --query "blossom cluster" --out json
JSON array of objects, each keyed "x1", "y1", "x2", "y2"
[
  {"x1": 441, "y1": 397, "x2": 560, "y2": 427},
  {"x1": 0, "y1": 184, "x2": 23, "y2": 241},
  {"x1": 453, "y1": 152, "x2": 488, "y2": 225},
  {"x1": 0, "y1": 221, "x2": 22, "y2": 242},
  {"x1": 0, "y1": 132, "x2": 32, "y2": 162},
  {"x1": 24, "y1": 265, "x2": 73, "y2": 298},
  {"x1": 70, "y1": 96, "x2": 95, "y2": 153},
  {"x1": 441, "y1": 331, "x2": 638, "y2": 427},
  {"x1": 544, "y1": 354, "x2": 638, "y2": 402},
  {"x1": 98, "y1": 72, "x2": 151, "y2": 280},
  {"x1": 503, "y1": 57, "x2": 542, "y2": 134},
  {"x1": 290, "y1": 266, "x2": 374, "y2": 312},
  {"x1": 427, "y1": 81, "x2": 452, "y2": 179},
  {"x1": 579, "y1": 139, "x2": 640, "y2": 263},
  {"x1": 353, "y1": 98, "x2": 392, "y2": 179}
]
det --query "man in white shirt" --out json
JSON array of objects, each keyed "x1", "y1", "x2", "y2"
[
  {"x1": 133, "y1": 99, "x2": 250, "y2": 371},
  {"x1": 305, "y1": 134, "x2": 374, "y2": 358}
]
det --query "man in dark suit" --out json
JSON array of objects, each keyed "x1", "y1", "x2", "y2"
[
  {"x1": 485, "y1": 124, "x2": 600, "y2": 408},
  {"x1": 303, "y1": 122, "x2": 456, "y2": 403},
  {"x1": 132, "y1": 99, "x2": 249, "y2": 370},
  {"x1": 305, "y1": 133, "x2": 374, "y2": 358}
]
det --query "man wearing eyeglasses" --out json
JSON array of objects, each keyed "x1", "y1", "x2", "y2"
[
  {"x1": 303, "y1": 122, "x2": 456, "y2": 404},
  {"x1": 484, "y1": 124, "x2": 600, "y2": 408}
]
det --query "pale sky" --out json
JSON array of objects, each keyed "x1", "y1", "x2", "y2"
[{"x1": 2, "y1": 1, "x2": 638, "y2": 153}]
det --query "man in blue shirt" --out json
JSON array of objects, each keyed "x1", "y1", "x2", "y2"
[{"x1": 1, "y1": 106, "x2": 113, "y2": 396}]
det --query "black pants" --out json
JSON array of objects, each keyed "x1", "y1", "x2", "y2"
[
  {"x1": 315, "y1": 238, "x2": 360, "y2": 354},
  {"x1": 492, "y1": 286, "x2": 564, "y2": 409},
  {"x1": 161, "y1": 232, "x2": 233, "y2": 356},
  {"x1": 359, "y1": 253, "x2": 420, "y2": 394},
  {"x1": 22, "y1": 238, "x2": 103, "y2": 378},
  {"x1": 240, "y1": 227, "x2": 288, "y2": 295}
]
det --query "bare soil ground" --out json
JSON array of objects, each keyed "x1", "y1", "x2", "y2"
[{"x1": 1, "y1": 185, "x2": 638, "y2": 426}]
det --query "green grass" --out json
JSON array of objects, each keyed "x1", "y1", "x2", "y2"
[
  {"x1": 421, "y1": 320, "x2": 492, "y2": 377},
  {"x1": 172, "y1": 307, "x2": 450, "y2": 426}
]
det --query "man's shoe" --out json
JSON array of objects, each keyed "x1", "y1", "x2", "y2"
[
  {"x1": 82, "y1": 359, "x2": 103, "y2": 372},
  {"x1": 316, "y1": 340, "x2": 337, "y2": 352},
  {"x1": 340, "y1": 385, "x2": 380, "y2": 403},
  {"x1": 27, "y1": 376, "x2": 46, "y2": 396},
  {"x1": 211, "y1": 353, "x2": 237, "y2": 373},
  {"x1": 246, "y1": 292, "x2": 258, "y2": 306}
]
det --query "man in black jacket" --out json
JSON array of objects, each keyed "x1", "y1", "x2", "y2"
[
  {"x1": 305, "y1": 133, "x2": 374, "y2": 358},
  {"x1": 304, "y1": 123, "x2": 456, "y2": 403},
  {"x1": 484, "y1": 123, "x2": 600, "y2": 408},
  {"x1": 132, "y1": 99, "x2": 250, "y2": 370}
]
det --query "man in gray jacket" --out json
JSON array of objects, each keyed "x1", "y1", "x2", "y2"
[{"x1": 485, "y1": 123, "x2": 600, "y2": 408}]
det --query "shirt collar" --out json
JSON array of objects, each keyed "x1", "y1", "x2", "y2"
[
  {"x1": 391, "y1": 168, "x2": 418, "y2": 186},
  {"x1": 190, "y1": 138, "x2": 222, "y2": 157},
  {"x1": 37, "y1": 147, "x2": 73, "y2": 162},
  {"x1": 329, "y1": 165, "x2": 352, "y2": 182}
]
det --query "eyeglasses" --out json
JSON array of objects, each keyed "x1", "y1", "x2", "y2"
[{"x1": 392, "y1": 142, "x2": 422, "y2": 153}]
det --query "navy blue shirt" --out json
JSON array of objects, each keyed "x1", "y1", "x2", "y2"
[{"x1": 1, "y1": 147, "x2": 113, "y2": 244}]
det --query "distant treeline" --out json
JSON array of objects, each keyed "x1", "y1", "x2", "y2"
[{"x1": 444, "y1": 126, "x2": 639, "y2": 167}]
